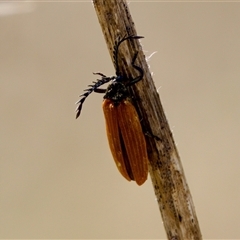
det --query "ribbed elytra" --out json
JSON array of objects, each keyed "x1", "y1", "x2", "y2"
[{"x1": 76, "y1": 35, "x2": 148, "y2": 185}]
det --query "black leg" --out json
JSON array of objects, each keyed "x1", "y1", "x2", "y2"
[{"x1": 128, "y1": 51, "x2": 144, "y2": 86}]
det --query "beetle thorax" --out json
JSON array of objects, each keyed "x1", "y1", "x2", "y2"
[{"x1": 104, "y1": 81, "x2": 129, "y2": 105}]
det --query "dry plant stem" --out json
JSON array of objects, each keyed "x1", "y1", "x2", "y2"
[{"x1": 93, "y1": 1, "x2": 202, "y2": 239}]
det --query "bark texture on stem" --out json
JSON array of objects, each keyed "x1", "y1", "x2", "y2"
[{"x1": 93, "y1": 1, "x2": 202, "y2": 239}]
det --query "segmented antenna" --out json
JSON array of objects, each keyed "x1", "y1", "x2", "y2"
[
  {"x1": 76, "y1": 35, "x2": 144, "y2": 119},
  {"x1": 75, "y1": 75, "x2": 114, "y2": 118},
  {"x1": 113, "y1": 35, "x2": 144, "y2": 76}
]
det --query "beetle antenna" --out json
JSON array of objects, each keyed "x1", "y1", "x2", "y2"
[
  {"x1": 75, "y1": 75, "x2": 114, "y2": 118},
  {"x1": 76, "y1": 35, "x2": 144, "y2": 119},
  {"x1": 113, "y1": 35, "x2": 144, "y2": 76}
]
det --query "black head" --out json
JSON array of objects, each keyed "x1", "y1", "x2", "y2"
[{"x1": 103, "y1": 81, "x2": 129, "y2": 105}]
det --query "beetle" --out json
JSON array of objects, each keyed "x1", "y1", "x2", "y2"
[{"x1": 76, "y1": 35, "x2": 148, "y2": 185}]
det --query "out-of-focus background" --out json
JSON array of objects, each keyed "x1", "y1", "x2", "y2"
[{"x1": 1, "y1": 1, "x2": 240, "y2": 239}]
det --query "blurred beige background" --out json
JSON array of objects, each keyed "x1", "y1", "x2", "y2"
[{"x1": 1, "y1": 1, "x2": 240, "y2": 239}]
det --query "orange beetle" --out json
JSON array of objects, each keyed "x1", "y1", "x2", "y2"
[{"x1": 76, "y1": 35, "x2": 148, "y2": 185}]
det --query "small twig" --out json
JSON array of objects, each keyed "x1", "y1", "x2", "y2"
[{"x1": 92, "y1": 1, "x2": 202, "y2": 239}]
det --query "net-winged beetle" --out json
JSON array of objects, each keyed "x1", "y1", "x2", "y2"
[{"x1": 76, "y1": 35, "x2": 148, "y2": 185}]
